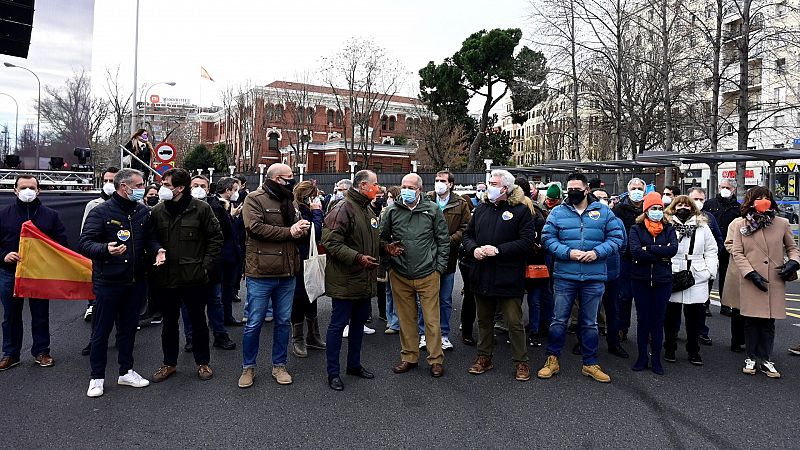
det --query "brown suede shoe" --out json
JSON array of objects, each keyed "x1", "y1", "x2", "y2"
[
  {"x1": 197, "y1": 365, "x2": 213, "y2": 381},
  {"x1": 34, "y1": 353, "x2": 54, "y2": 367},
  {"x1": 152, "y1": 365, "x2": 176, "y2": 383},
  {"x1": 430, "y1": 363, "x2": 444, "y2": 378},
  {"x1": 0, "y1": 356, "x2": 20, "y2": 371},
  {"x1": 468, "y1": 356, "x2": 494, "y2": 375},
  {"x1": 515, "y1": 362, "x2": 531, "y2": 381},
  {"x1": 392, "y1": 361, "x2": 418, "y2": 374}
]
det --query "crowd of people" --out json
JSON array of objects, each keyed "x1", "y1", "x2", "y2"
[{"x1": 0, "y1": 164, "x2": 799, "y2": 397}]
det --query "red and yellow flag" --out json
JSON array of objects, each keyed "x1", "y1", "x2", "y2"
[{"x1": 14, "y1": 221, "x2": 94, "y2": 300}]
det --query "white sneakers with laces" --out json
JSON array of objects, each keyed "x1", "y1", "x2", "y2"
[
  {"x1": 442, "y1": 336, "x2": 454, "y2": 350},
  {"x1": 343, "y1": 325, "x2": 375, "y2": 338},
  {"x1": 759, "y1": 361, "x2": 781, "y2": 378},
  {"x1": 87, "y1": 379, "x2": 104, "y2": 398},
  {"x1": 743, "y1": 359, "x2": 756, "y2": 375},
  {"x1": 363, "y1": 325, "x2": 376, "y2": 335},
  {"x1": 118, "y1": 370, "x2": 150, "y2": 388},
  {"x1": 419, "y1": 335, "x2": 427, "y2": 350}
]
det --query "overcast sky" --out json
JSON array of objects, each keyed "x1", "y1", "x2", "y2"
[{"x1": 1, "y1": 0, "x2": 529, "y2": 147}]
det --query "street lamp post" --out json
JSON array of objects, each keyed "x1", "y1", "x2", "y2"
[
  {"x1": 131, "y1": 0, "x2": 140, "y2": 135},
  {"x1": 258, "y1": 164, "x2": 266, "y2": 186},
  {"x1": 297, "y1": 163, "x2": 306, "y2": 182},
  {"x1": 0, "y1": 92, "x2": 19, "y2": 153},
  {"x1": 411, "y1": 160, "x2": 418, "y2": 173},
  {"x1": 228, "y1": 165, "x2": 236, "y2": 176},
  {"x1": 348, "y1": 161, "x2": 358, "y2": 181},
  {"x1": 4, "y1": 63, "x2": 40, "y2": 167},
  {"x1": 484, "y1": 159, "x2": 493, "y2": 183},
  {"x1": 142, "y1": 81, "x2": 176, "y2": 135},
  {"x1": 208, "y1": 167, "x2": 215, "y2": 182}
]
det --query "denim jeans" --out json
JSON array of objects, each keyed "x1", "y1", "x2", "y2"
[
  {"x1": 385, "y1": 278, "x2": 399, "y2": 331},
  {"x1": 602, "y1": 277, "x2": 620, "y2": 348},
  {"x1": 326, "y1": 298, "x2": 370, "y2": 377},
  {"x1": 417, "y1": 271, "x2": 455, "y2": 337},
  {"x1": 546, "y1": 278, "x2": 605, "y2": 365},
  {"x1": 242, "y1": 276, "x2": 295, "y2": 368},
  {"x1": 0, "y1": 269, "x2": 49, "y2": 358},
  {"x1": 526, "y1": 279, "x2": 553, "y2": 335},
  {"x1": 90, "y1": 281, "x2": 145, "y2": 379},
  {"x1": 182, "y1": 282, "x2": 227, "y2": 339}
]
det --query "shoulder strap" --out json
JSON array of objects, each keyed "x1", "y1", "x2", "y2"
[{"x1": 685, "y1": 229, "x2": 698, "y2": 270}]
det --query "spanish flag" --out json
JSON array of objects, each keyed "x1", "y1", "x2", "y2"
[{"x1": 14, "y1": 221, "x2": 94, "y2": 300}]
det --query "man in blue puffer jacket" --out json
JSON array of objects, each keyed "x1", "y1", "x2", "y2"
[{"x1": 537, "y1": 173, "x2": 624, "y2": 383}]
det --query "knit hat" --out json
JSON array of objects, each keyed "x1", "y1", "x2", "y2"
[
  {"x1": 546, "y1": 183, "x2": 562, "y2": 200},
  {"x1": 643, "y1": 191, "x2": 663, "y2": 211}
]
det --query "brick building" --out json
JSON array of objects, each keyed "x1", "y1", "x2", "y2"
[{"x1": 199, "y1": 80, "x2": 421, "y2": 173}]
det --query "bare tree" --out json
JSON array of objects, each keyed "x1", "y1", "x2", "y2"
[
  {"x1": 321, "y1": 38, "x2": 405, "y2": 169},
  {"x1": 411, "y1": 106, "x2": 468, "y2": 170},
  {"x1": 269, "y1": 74, "x2": 318, "y2": 169}
]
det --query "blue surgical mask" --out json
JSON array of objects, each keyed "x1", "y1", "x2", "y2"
[
  {"x1": 126, "y1": 185, "x2": 145, "y2": 202},
  {"x1": 647, "y1": 209, "x2": 664, "y2": 221},
  {"x1": 400, "y1": 188, "x2": 417, "y2": 204},
  {"x1": 630, "y1": 189, "x2": 645, "y2": 202}
]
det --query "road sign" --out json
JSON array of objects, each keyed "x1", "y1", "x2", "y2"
[
  {"x1": 150, "y1": 95, "x2": 160, "y2": 104},
  {"x1": 154, "y1": 162, "x2": 174, "y2": 177},
  {"x1": 155, "y1": 142, "x2": 176, "y2": 163}
]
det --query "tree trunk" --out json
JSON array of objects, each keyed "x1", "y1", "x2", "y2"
[{"x1": 736, "y1": 0, "x2": 751, "y2": 198}]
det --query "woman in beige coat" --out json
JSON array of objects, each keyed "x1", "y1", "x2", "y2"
[
  {"x1": 720, "y1": 217, "x2": 746, "y2": 353},
  {"x1": 731, "y1": 186, "x2": 800, "y2": 378}
]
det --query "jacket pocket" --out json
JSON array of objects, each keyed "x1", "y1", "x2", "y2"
[
  {"x1": 178, "y1": 256, "x2": 206, "y2": 283},
  {"x1": 180, "y1": 220, "x2": 201, "y2": 241},
  {"x1": 96, "y1": 259, "x2": 129, "y2": 281}
]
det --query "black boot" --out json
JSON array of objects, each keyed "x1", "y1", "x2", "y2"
[
  {"x1": 305, "y1": 317, "x2": 326, "y2": 350},
  {"x1": 292, "y1": 323, "x2": 308, "y2": 357}
]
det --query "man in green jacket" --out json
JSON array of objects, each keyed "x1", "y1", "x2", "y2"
[
  {"x1": 380, "y1": 173, "x2": 449, "y2": 378},
  {"x1": 149, "y1": 168, "x2": 223, "y2": 383},
  {"x1": 321, "y1": 170, "x2": 381, "y2": 391}
]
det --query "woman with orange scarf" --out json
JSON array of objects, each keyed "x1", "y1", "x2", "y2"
[{"x1": 628, "y1": 192, "x2": 678, "y2": 374}]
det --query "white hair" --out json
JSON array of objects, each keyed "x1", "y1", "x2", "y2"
[
  {"x1": 627, "y1": 177, "x2": 646, "y2": 190},
  {"x1": 720, "y1": 178, "x2": 736, "y2": 188},
  {"x1": 336, "y1": 179, "x2": 353, "y2": 189},
  {"x1": 490, "y1": 170, "x2": 516, "y2": 189}
]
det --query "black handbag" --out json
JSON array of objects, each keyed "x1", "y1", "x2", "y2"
[{"x1": 671, "y1": 230, "x2": 697, "y2": 293}]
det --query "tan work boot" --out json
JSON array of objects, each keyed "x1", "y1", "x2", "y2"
[
  {"x1": 272, "y1": 366, "x2": 293, "y2": 385},
  {"x1": 537, "y1": 355, "x2": 560, "y2": 379},
  {"x1": 468, "y1": 356, "x2": 494, "y2": 374},
  {"x1": 582, "y1": 364, "x2": 611, "y2": 383},
  {"x1": 515, "y1": 362, "x2": 531, "y2": 381},
  {"x1": 197, "y1": 364, "x2": 213, "y2": 381},
  {"x1": 238, "y1": 368, "x2": 255, "y2": 388}
]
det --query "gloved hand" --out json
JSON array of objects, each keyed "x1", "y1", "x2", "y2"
[
  {"x1": 777, "y1": 260, "x2": 800, "y2": 281},
  {"x1": 745, "y1": 271, "x2": 769, "y2": 292},
  {"x1": 384, "y1": 242, "x2": 404, "y2": 257},
  {"x1": 355, "y1": 254, "x2": 379, "y2": 270}
]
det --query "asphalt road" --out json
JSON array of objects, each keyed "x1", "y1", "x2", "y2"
[{"x1": 1, "y1": 274, "x2": 799, "y2": 449}]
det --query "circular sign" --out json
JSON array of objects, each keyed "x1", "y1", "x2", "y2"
[
  {"x1": 150, "y1": 94, "x2": 160, "y2": 104},
  {"x1": 154, "y1": 163, "x2": 173, "y2": 176},
  {"x1": 155, "y1": 142, "x2": 176, "y2": 163}
]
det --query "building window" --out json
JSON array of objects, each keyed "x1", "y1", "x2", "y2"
[
  {"x1": 775, "y1": 86, "x2": 786, "y2": 104},
  {"x1": 326, "y1": 109, "x2": 334, "y2": 125},
  {"x1": 307, "y1": 107, "x2": 315, "y2": 125},
  {"x1": 266, "y1": 104, "x2": 274, "y2": 121},
  {"x1": 388, "y1": 116, "x2": 396, "y2": 131},
  {"x1": 774, "y1": 115, "x2": 785, "y2": 127},
  {"x1": 335, "y1": 110, "x2": 343, "y2": 127},
  {"x1": 777, "y1": 58, "x2": 786, "y2": 74},
  {"x1": 381, "y1": 115, "x2": 388, "y2": 131},
  {"x1": 373, "y1": 162, "x2": 383, "y2": 172},
  {"x1": 392, "y1": 163, "x2": 402, "y2": 172},
  {"x1": 268, "y1": 132, "x2": 279, "y2": 151},
  {"x1": 406, "y1": 117, "x2": 414, "y2": 133},
  {"x1": 275, "y1": 104, "x2": 284, "y2": 121}
]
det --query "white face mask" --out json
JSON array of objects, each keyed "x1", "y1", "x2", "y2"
[
  {"x1": 487, "y1": 185, "x2": 503, "y2": 202},
  {"x1": 599, "y1": 199, "x2": 609, "y2": 206},
  {"x1": 386, "y1": 198, "x2": 395, "y2": 207},
  {"x1": 662, "y1": 195, "x2": 672, "y2": 205},
  {"x1": 476, "y1": 190, "x2": 485, "y2": 201},
  {"x1": 434, "y1": 182, "x2": 448, "y2": 195},
  {"x1": 694, "y1": 200, "x2": 704, "y2": 210},
  {"x1": 230, "y1": 190, "x2": 239, "y2": 202},
  {"x1": 719, "y1": 188, "x2": 732, "y2": 198},
  {"x1": 158, "y1": 185, "x2": 174, "y2": 201},
  {"x1": 191, "y1": 187, "x2": 207, "y2": 200},
  {"x1": 17, "y1": 188, "x2": 37, "y2": 203},
  {"x1": 102, "y1": 182, "x2": 115, "y2": 196}
]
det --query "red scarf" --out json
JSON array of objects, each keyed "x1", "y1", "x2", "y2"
[{"x1": 645, "y1": 218, "x2": 663, "y2": 237}]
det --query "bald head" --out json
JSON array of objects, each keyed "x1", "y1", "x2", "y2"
[
  {"x1": 266, "y1": 163, "x2": 293, "y2": 181},
  {"x1": 401, "y1": 173, "x2": 422, "y2": 190}
]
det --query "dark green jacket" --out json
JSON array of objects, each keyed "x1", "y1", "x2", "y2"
[
  {"x1": 321, "y1": 188, "x2": 379, "y2": 300},
  {"x1": 427, "y1": 191, "x2": 471, "y2": 273},
  {"x1": 150, "y1": 197, "x2": 223, "y2": 288},
  {"x1": 379, "y1": 195, "x2": 449, "y2": 280}
]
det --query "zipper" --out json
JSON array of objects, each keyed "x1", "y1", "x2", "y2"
[
  {"x1": 128, "y1": 214, "x2": 136, "y2": 283},
  {"x1": 650, "y1": 233, "x2": 655, "y2": 287}
]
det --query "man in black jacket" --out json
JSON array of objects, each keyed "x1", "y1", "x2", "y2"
[
  {"x1": 0, "y1": 175, "x2": 68, "y2": 371},
  {"x1": 149, "y1": 168, "x2": 223, "y2": 383},
  {"x1": 462, "y1": 170, "x2": 536, "y2": 381},
  {"x1": 702, "y1": 179, "x2": 741, "y2": 316},
  {"x1": 612, "y1": 177, "x2": 646, "y2": 341},
  {"x1": 80, "y1": 168, "x2": 165, "y2": 397}
]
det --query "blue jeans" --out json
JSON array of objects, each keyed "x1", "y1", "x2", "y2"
[
  {"x1": 617, "y1": 258, "x2": 634, "y2": 334},
  {"x1": 417, "y1": 271, "x2": 455, "y2": 337},
  {"x1": 546, "y1": 278, "x2": 605, "y2": 365},
  {"x1": 0, "y1": 269, "x2": 49, "y2": 358},
  {"x1": 526, "y1": 279, "x2": 553, "y2": 335},
  {"x1": 90, "y1": 281, "x2": 145, "y2": 379},
  {"x1": 385, "y1": 278, "x2": 399, "y2": 331},
  {"x1": 182, "y1": 282, "x2": 227, "y2": 339},
  {"x1": 326, "y1": 298, "x2": 370, "y2": 377},
  {"x1": 242, "y1": 276, "x2": 294, "y2": 368}
]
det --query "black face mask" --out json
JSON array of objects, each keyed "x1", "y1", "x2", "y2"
[
  {"x1": 374, "y1": 198, "x2": 386, "y2": 208},
  {"x1": 567, "y1": 190, "x2": 586, "y2": 205},
  {"x1": 674, "y1": 208, "x2": 692, "y2": 222},
  {"x1": 281, "y1": 177, "x2": 296, "y2": 189},
  {"x1": 146, "y1": 196, "x2": 159, "y2": 206}
]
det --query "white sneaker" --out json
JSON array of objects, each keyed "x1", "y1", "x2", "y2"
[
  {"x1": 87, "y1": 379, "x2": 104, "y2": 397},
  {"x1": 419, "y1": 335, "x2": 427, "y2": 350},
  {"x1": 363, "y1": 325, "x2": 375, "y2": 335},
  {"x1": 342, "y1": 325, "x2": 349, "y2": 338},
  {"x1": 442, "y1": 336, "x2": 454, "y2": 351},
  {"x1": 743, "y1": 358, "x2": 756, "y2": 375},
  {"x1": 759, "y1": 361, "x2": 781, "y2": 378},
  {"x1": 117, "y1": 370, "x2": 150, "y2": 388},
  {"x1": 84, "y1": 305, "x2": 93, "y2": 321}
]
